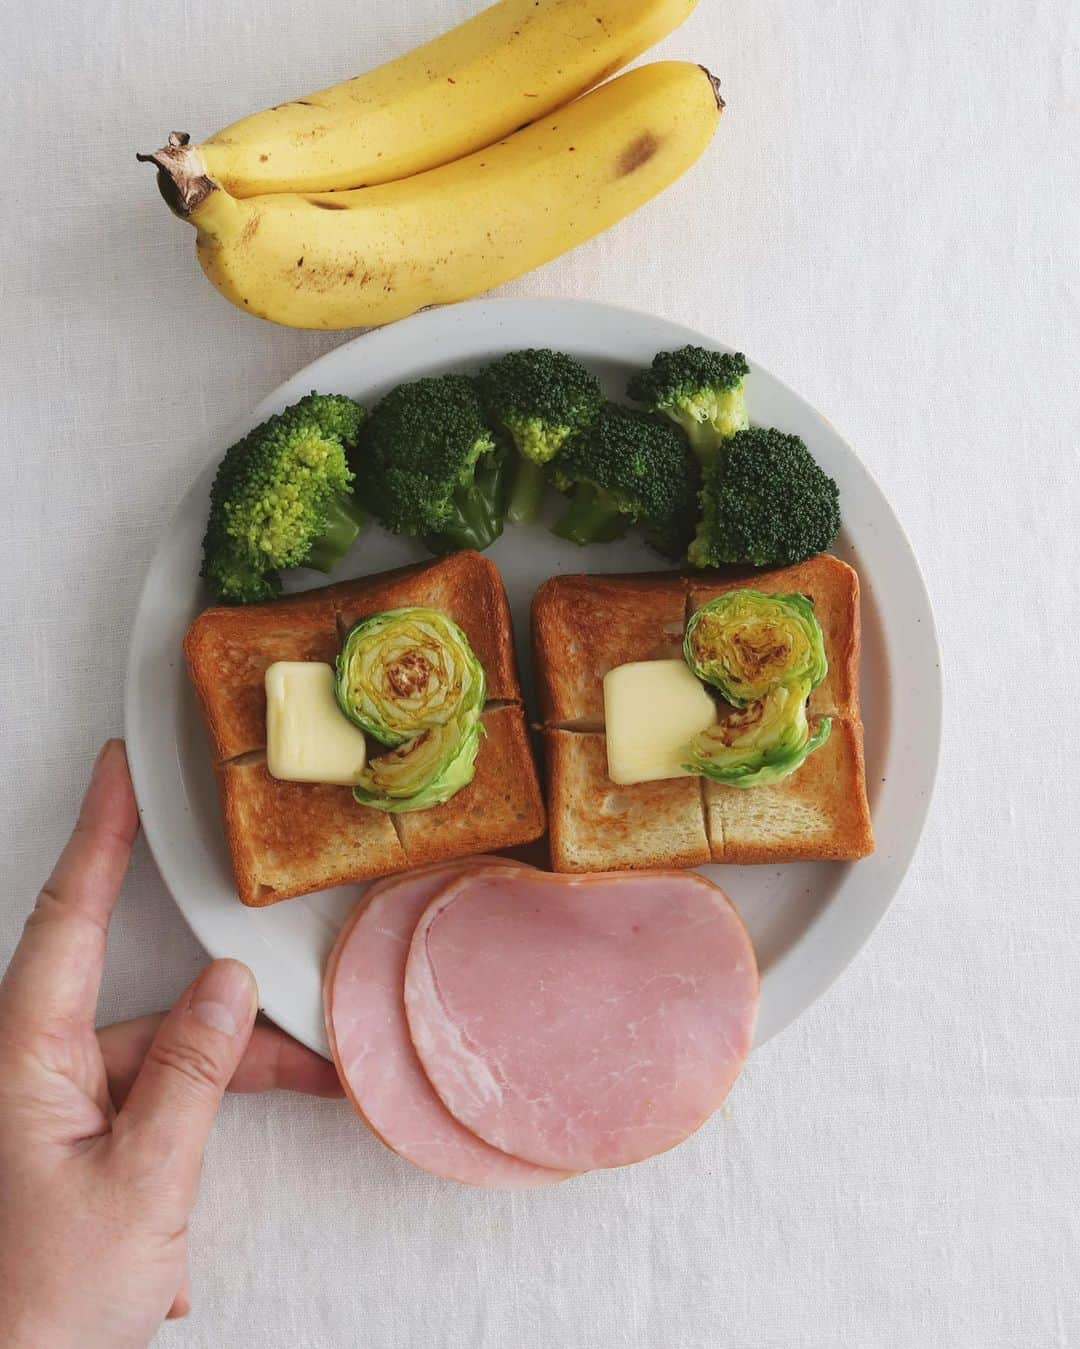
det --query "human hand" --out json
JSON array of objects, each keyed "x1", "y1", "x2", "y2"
[{"x1": 0, "y1": 741, "x2": 342, "y2": 1348}]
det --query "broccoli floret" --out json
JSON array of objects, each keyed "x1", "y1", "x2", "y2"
[
  {"x1": 688, "y1": 427, "x2": 841, "y2": 569},
  {"x1": 627, "y1": 346, "x2": 750, "y2": 465},
  {"x1": 353, "y1": 374, "x2": 505, "y2": 554},
  {"x1": 200, "y1": 393, "x2": 365, "y2": 604},
  {"x1": 283, "y1": 390, "x2": 366, "y2": 447},
  {"x1": 478, "y1": 349, "x2": 603, "y2": 524},
  {"x1": 551, "y1": 403, "x2": 700, "y2": 559}
]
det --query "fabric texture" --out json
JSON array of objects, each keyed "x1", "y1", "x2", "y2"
[{"x1": 1, "y1": 0, "x2": 1078, "y2": 1344}]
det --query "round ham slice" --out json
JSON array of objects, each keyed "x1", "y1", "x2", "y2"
[
  {"x1": 324, "y1": 859, "x2": 570, "y2": 1188},
  {"x1": 404, "y1": 869, "x2": 758, "y2": 1172}
]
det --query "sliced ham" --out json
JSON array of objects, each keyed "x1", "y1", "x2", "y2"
[
  {"x1": 405, "y1": 869, "x2": 758, "y2": 1172},
  {"x1": 324, "y1": 859, "x2": 570, "y2": 1188}
]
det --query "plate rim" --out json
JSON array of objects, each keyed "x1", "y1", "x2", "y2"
[{"x1": 124, "y1": 295, "x2": 942, "y2": 1052}]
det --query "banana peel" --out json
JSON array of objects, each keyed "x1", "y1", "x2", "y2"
[{"x1": 141, "y1": 63, "x2": 723, "y2": 331}]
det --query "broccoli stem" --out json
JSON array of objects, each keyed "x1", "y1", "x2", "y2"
[
  {"x1": 552, "y1": 484, "x2": 629, "y2": 547},
  {"x1": 506, "y1": 457, "x2": 548, "y2": 526},
  {"x1": 424, "y1": 457, "x2": 510, "y2": 554},
  {"x1": 684, "y1": 419, "x2": 719, "y2": 468},
  {"x1": 304, "y1": 493, "x2": 365, "y2": 572}
]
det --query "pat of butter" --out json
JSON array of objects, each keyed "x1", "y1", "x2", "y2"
[
  {"x1": 265, "y1": 662, "x2": 368, "y2": 786},
  {"x1": 603, "y1": 660, "x2": 717, "y2": 786}
]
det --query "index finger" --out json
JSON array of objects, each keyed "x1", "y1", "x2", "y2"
[
  {"x1": 98, "y1": 1012, "x2": 344, "y2": 1106},
  {"x1": 0, "y1": 740, "x2": 139, "y2": 1034}
]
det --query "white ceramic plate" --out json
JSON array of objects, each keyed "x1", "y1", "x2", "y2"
[{"x1": 125, "y1": 297, "x2": 940, "y2": 1057}]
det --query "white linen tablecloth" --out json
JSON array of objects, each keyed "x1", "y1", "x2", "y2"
[{"x1": 2, "y1": 0, "x2": 1078, "y2": 1344}]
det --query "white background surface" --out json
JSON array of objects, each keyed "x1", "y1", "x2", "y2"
[{"x1": 1, "y1": 0, "x2": 1077, "y2": 1345}]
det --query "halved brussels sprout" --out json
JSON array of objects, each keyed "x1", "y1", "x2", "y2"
[
  {"x1": 684, "y1": 590, "x2": 827, "y2": 707},
  {"x1": 353, "y1": 718, "x2": 481, "y2": 813},
  {"x1": 682, "y1": 679, "x2": 832, "y2": 789},
  {"x1": 335, "y1": 607, "x2": 485, "y2": 748}
]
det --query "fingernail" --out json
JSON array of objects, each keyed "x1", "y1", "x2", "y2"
[
  {"x1": 190, "y1": 960, "x2": 256, "y2": 1037},
  {"x1": 92, "y1": 739, "x2": 123, "y2": 775}
]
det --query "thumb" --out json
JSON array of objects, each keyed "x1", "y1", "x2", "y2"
[{"x1": 116, "y1": 960, "x2": 258, "y2": 1187}]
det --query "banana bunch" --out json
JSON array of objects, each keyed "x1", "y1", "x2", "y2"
[{"x1": 140, "y1": 0, "x2": 722, "y2": 330}]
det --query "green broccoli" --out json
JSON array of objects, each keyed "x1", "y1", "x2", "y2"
[
  {"x1": 285, "y1": 390, "x2": 366, "y2": 446},
  {"x1": 627, "y1": 346, "x2": 750, "y2": 465},
  {"x1": 353, "y1": 374, "x2": 507, "y2": 555},
  {"x1": 201, "y1": 392, "x2": 366, "y2": 604},
  {"x1": 688, "y1": 427, "x2": 841, "y2": 569},
  {"x1": 478, "y1": 348, "x2": 603, "y2": 525},
  {"x1": 551, "y1": 403, "x2": 700, "y2": 559}
]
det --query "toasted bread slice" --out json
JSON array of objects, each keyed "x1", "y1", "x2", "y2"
[
  {"x1": 534, "y1": 556, "x2": 873, "y2": 870},
  {"x1": 532, "y1": 572, "x2": 687, "y2": 728},
  {"x1": 704, "y1": 717, "x2": 873, "y2": 863},
  {"x1": 184, "y1": 595, "x2": 339, "y2": 761},
  {"x1": 186, "y1": 553, "x2": 543, "y2": 906},
  {"x1": 218, "y1": 756, "x2": 408, "y2": 907},
  {"x1": 688, "y1": 555, "x2": 860, "y2": 720},
  {"x1": 543, "y1": 730, "x2": 710, "y2": 873},
  {"x1": 392, "y1": 706, "x2": 546, "y2": 868},
  {"x1": 331, "y1": 551, "x2": 520, "y2": 703},
  {"x1": 217, "y1": 707, "x2": 546, "y2": 906}
]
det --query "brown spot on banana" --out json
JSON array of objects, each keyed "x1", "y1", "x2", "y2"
[
  {"x1": 617, "y1": 132, "x2": 661, "y2": 177},
  {"x1": 289, "y1": 125, "x2": 331, "y2": 146},
  {"x1": 309, "y1": 198, "x2": 350, "y2": 210}
]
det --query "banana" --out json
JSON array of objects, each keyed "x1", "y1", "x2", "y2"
[
  {"x1": 147, "y1": 0, "x2": 698, "y2": 197},
  {"x1": 150, "y1": 63, "x2": 722, "y2": 331}
]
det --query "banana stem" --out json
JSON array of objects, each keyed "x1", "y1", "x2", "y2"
[{"x1": 136, "y1": 132, "x2": 215, "y2": 217}]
